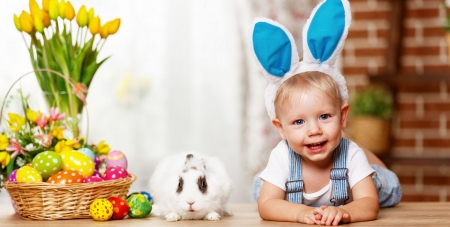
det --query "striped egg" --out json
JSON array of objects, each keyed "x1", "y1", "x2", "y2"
[{"x1": 105, "y1": 150, "x2": 128, "y2": 169}]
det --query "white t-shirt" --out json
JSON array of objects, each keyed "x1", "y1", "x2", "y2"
[{"x1": 259, "y1": 140, "x2": 375, "y2": 207}]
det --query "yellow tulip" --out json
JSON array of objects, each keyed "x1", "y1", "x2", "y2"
[
  {"x1": 7, "y1": 112, "x2": 26, "y2": 133},
  {"x1": 87, "y1": 8, "x2": 94, "y2": 24},
  {"x1": 108, "y1": 18, "x2": 120, "y2": 35},
  {"x1": 49, "y1": 0, "x2": 59, "y2": 20},
  {"x1": 89, "y1": 16, "x2": 100, "y2": 35},
  {"x1": 97, "y1": 140, "x2": 110, "y2": 154},
  {"x1": 13, "y1": 14, "x2": 22, "y2": 32},
  {"x1": 0, "y1": 134, "x2": 9, "y2": 150},
  {"x1": 0, "y1": 151, "x2": 10, "y2": 169},
  {"x1": 99, "y1": 21, "x2": 110, "y2": 39},
  {"x1": 42, "y1": 10, "x2": 51, "y2": 27},
  {"x1": 42, "y1": 0, "x2": 50, "y2": 12},
  {"x1": 34, "y1": 15, "x2": 44, "y2": 33},
  {"x1": 55, "y1": 140, "x2": 73, "y2": 154},
  {"x1": 76, "y1": 5, "x2": 87, "y2": 27},
  {"x1": 19, "y1": 11, "x2": 34, "y2": 34},
  {"x1": 26, "y1": 109, "x2": 39, "y2": 123},
  {"x1": 64, "y1": 1, "x2": 75, "y2": 21},
  {"x1": 58, "y1": 0, "x2": 66, "y2": 18},
  {"x1": 52, "y1": 126, "x2": 64, "y2": 140}
]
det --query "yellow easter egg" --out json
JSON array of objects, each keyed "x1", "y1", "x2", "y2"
[
  {"x1": 90, "y1": 199, "x2": 113, "y2": 221},
  {"x1": 16, "y1": 166, "x2": 43, "y2": 183},
  {"x1": 62, "y1": 150, "x2": 95, "y2": 178}
]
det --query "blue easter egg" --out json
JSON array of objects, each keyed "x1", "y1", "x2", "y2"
[{"x1": 77, "y1": 148, "x2": 94, "y2": 161}]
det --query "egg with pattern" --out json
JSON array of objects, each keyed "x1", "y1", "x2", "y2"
[
  {"x1": 105, "y1": 150, "x2": 128, "y2": 169},
  {"x1": 8, "y1": 169, "x2": 18, "y2": 183},
  {"x1": 16, "y1": 166, "x2": 42, "y2": 183},
  {"x1": 32, "y1": 151, "x2": 62, "y2": 179},
  {"x1": 83, "y1": 175, "x2": 104, "y2": 183},
  {"x1": 108, "y1": 196, "x2": 129, "y2": 219},
  {"x1": 61, "y1": 150, "x2": 95, "y2": 178},
  {"x1": 77, "y1": 148, "x2": 95, "y2": 161},
  {"x1": 103, "y1": 166, "x2": 128, "y2": 181},
  {"x1": 90, "y1": 199, "x2": 113, "y2": 221},
  {"x1": 47, "y1": 170, "x2": 84, "y2": 184}
]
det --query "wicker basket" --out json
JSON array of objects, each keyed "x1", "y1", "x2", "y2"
[{"x1": 3, "y1": 174, "x2": 136, "y2": 220}]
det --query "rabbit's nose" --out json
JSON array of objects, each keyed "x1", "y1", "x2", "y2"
[{"x1": 187, "y1": 201, "x2": 195, "y2": 205}]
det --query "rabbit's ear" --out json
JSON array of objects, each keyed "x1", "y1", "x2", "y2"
[
  {"x1": 302, "y1": 0, "x2": 351, "y2": 65},
  {"x1": 251, "y1": 17, "x2": 300, "y2": 78}
]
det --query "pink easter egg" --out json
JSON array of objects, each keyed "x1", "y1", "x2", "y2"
[
  {"x1": 83, "y1": 176, "x2": 104, "y2": 183},
  {"x1": 105, "y1": 150, "x2": 128, "y2": 169},
  {"x1": 9, "y1": 169, "x2": 18, "y2": 183},
  {"x1": 103, "y1": 166, "x2": 128, "y2": 181}
]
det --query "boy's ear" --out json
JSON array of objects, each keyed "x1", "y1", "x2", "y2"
[
  {"x1": 340, "y1": 103, "x2": 350, "y2": 129},
  {"x1": 272, "y1": 118, "x2": 287, "y2": 140}
]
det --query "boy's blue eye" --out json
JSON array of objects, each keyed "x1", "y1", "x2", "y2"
[
  {"x1": 294, "y1": 119, "x2": 305, "y2": 125},
  {"x1": 319, "y1": 114, "x2": 330, "y2": 120}
]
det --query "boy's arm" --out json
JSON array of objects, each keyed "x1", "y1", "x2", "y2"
[
  {"x1": 339, "y1": 175, "x2": 379, "y2": 222},
  {"x1": 258, "y1": 180, "x2": 319, "y2": 224}
]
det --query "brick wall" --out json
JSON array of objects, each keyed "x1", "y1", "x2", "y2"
[{"x1": 344, "y1": 0, "x2": 450, "y2": 201}]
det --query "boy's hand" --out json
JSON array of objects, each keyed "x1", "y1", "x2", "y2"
[
  {"x1": 297, "y1": 207, "x2": 324, "y2": 225},
  {"x1": 314, "y1": 205, "x2": 350, "y2": 226}
]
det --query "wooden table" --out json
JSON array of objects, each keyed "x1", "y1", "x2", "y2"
[{"x1": 1, "y1": 203, "x2": 450, "y2": 226}]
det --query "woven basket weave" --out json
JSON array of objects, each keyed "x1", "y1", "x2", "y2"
[{"x1": 3, "y1": 174, "x2": 136, "y2": 220}]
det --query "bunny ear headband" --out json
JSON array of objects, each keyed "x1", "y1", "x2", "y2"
[{"x1": 251, "y1": 0, "x2": 351, "y2": 120}]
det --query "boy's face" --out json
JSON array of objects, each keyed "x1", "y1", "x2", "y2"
[{"x1": 272, "y1": 89, "x2": 349, "y2": 164}]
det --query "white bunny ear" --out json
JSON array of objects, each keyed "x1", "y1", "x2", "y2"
[{"x1": 251, "y1": 17, "x2": 300, "y2": 119}]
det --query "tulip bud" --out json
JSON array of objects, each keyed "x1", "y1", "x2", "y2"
[
  {"x1": 64, "y1": 1, "x2": 75, "y2": 21},
  {"x1": 34, "y1": 15, "x2": 44, "y2": 33},
  {"x1": 42, "y1": 10, "x2": 51, "y2": 27},
  {"x1": 49, "y1": 0, "x2": 59, "y2": 20},
  {"x1": 87, "y1": 8, "x2": 94, "y2": 24},
  {"x1": 76, "y1": 5, "x2": 87, "y2": 27},
  {"x1": 108, "y1": 18, "x2": 120, "y2": 35},
  {"x1": 42, "y1": 0, "x2": 50, "y2": 12},
  {"x1": 14, "y1": 14, "x2": 22, "y2": 32},
  {"x1": 58, "y1": 0, "x2": 66, "y2": 18},
  {"x1": 30, "y1": 0, "x2": 44, "y2": 21},
  {"x1": 89, "y1": 16, "x2": 100, "y2": 35},
  {"x1": 20, "y1": 11, "x2": 34, "y2": 34},
  {"x1": 99, "y1": 22, "x2": 110, "y2": 39}
]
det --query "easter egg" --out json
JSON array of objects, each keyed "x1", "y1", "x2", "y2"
[
  {"x1": 83, "y1": 176, "x2": 104, "y2": 183},
  {"x1": 140, "y1": 191, "x2": 153, "y2": 204},
  {"x1": 106, "y1": 150, "x2": 128, "y2": 169},
  {"x1": 62, "y1": 150, "x2": 95, "y2": 178},
  {"x1": 93, "y1": 170, "x2": 102, "y2": 178},
  {"x1": 8, "y1": 169, "x2": 18, "y2": 183},
  {"x1": 103, "y1": 166, "x2": 128, "y2": 181},
  {"x1": 126, "y1": 194, "x2": 151, "y2": 218},
  {"x1": 108, "y1": 196, "x2": 130, "y2": 220},
  {"x1": 47, "y1": 170, "x2": 83, "y2": 184},
  {"x1": 77, "y1": 148, "x2": 95, "y2": 161},
  {"x1": 32, "y1": 151, "x2": 62, "y2": 179},
  {"x1": 90, "y1": 199, "x2": 113, "y2": 221},
  {"x1": 94, "y1": 156, "x2": 100, "y2": 170},
  {"x1": 16, "y1": 166, "x2": 42, "y2": 183}
]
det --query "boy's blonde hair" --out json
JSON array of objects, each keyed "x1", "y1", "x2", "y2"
[{"x1": 274, "y1": 71, "x2": 344, "y2": 118}]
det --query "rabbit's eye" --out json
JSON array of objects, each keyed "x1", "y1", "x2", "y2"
[
  {"x1": 177, "y1": 177, "x2": 184, "y2": 193},
  {"x1": 198, "y1": 176, "x2": 207, "y2": 193}
]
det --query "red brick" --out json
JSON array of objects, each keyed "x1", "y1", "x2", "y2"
[
  {"x1": 392, "y1": 138, "x2": 450, "y2": 148},
  {"x1": 347, "y1": 29, "x2": 388, "y2": 39},
  {"x1": 405, "y1": 8, "x2": 441, "y2": 19},
  {"x1": 353, "y1": 11, "x2": 390, "y2": 20},
  {"x1": 403, "y1": 27, "x2": 447, "y2": 38}
]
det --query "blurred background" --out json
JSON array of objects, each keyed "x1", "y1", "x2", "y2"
[{"x1": 1, "y1": 0, "x2": 450, "y2": 204}]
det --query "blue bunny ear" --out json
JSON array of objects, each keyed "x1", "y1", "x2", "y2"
[
  {"x1": 251, "y1": 18, "x2": 299, "y2": 78},
  {"x1": 302, "y1": 0, "x2": 351, "y2": 65}
]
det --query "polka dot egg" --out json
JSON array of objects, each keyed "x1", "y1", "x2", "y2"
[
  {"x1": 127, "y1": 194, "x2": 152, "y2": 218},
  {"x1": 77, "y1": 148, "x2": 94, "y2": 161},
  {"x1": 16, "y1": 166, "x2": 42, "y2": 183},
  {"x1": 90, "y1": 199, "x2": 113, "y2": 221},
  {"x1": 103, "y1": 166, "x2": 128, "y2": 181},
  {"x1": 83, "y1": 176, "x2": 104, "y2": 183},
  {"x1": 106, "y1": 150, "x2": 128, "y2": 169},
  {"x1": 8, "y1": 169, "x2": 18, "y2": 183},
  {"x1": 108, "y1": 196, "x2": 130, "y2": 220},
  {"x1": 61, "y1": 150, "x2": 95, "y2": 178},
  {"x1": 47, "y1": 170, "x2": 83, "y2": 184},
  {"x1": 32, "y1": 151, "x2": 62, "y2": 179}
]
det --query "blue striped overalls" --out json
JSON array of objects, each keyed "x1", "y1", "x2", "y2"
[{"x1": 285, "y1": 138, "x2": 350, "y2": 206}]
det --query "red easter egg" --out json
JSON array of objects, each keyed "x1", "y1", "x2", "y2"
[
  {"x1": 108, "y1": 196, "x2": 130, "y2": 219},
  {"x1": 83, "y1": 176, "x2": 104, "y2": 183},
  {"x1": 103, "y1": 166, "x2": 128, "y2": 181},
  {"x1": 47, "y1": 170, "x2": 83, "y2": 184}
]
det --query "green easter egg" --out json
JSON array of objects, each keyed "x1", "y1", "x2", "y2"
[
  {"x1": 32, "y1": 151, "x2": 62, "y2": 179},
  {"x1": 126, "y1": 194, "x2": 152, "y2": 218}
]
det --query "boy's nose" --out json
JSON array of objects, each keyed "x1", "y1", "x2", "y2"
[{"x1": 307, "y1": 122, "x2": 322, "y2": 136}]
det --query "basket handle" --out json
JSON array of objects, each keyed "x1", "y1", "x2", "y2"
[{"x1": 0, "y1": 68, "x2": 90, "y2": 141}]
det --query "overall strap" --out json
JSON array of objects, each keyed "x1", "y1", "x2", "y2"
[
  {"x1": 285, "y1": 141, "x2": 303, "y2": 204},
  {"x1": 330, "y1": 137, "x2": 350, "y2": 206}
]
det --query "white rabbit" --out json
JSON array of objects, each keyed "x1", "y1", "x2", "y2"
[{"x1": 148, "y1": 152, "x2": 232, "y2": 221}]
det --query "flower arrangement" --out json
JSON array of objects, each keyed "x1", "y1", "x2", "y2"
[
  {"x1": 13, "y1": 0, "x2": 121, "y2": 136},
  {"x1": 0, "y1": 90, "x2": 111, "y2": 187}
]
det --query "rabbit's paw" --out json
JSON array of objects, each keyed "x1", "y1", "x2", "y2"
[
  {"x1": 165, "y1": 212, "x2": 181, "y2": 222},
  {"x1": 205, "y1": 212, "x2": 221, "y2": 221}
]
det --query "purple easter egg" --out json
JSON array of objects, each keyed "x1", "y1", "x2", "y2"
[
  {"x1": 103, "y1": 166, "x2": 128, "y2": 181},
  {"x1": 94, "y1": 156, "x2": 100, "y2": 170},
  {"x1": 105, "y1": 150, "x2": 128, "y2": 169},
  {"x1": 93, "y1": 170, "x2": 102, "y2": 178},
  {"x1": 83, "y1": 176, "x2": 104, "y2": 183},
  {"x1": 9, "y1": 169, "x2": 18, "y2": 183}
]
